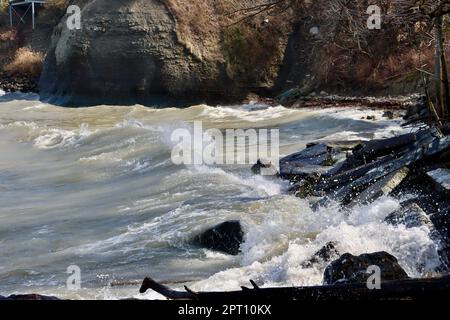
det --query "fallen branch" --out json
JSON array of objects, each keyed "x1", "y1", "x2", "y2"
[{"x1": 139, "y1": 275, "x2": 450, "y2": 301}]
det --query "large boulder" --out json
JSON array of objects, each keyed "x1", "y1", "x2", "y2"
[
  {"x1": 191, "y1": 221, "x2": 244, "y2": 255},
  {"x1": 323, "y1": 252, "x2": 409, "y2": 285},
  {"x1": 39, "y1": 0, "x2": 289, "y2": 106},
  {"x1": 348, "y1": 167, "x2": 409, "y2": 207},
  {"x1": 39, "y1": 0, "x2": 232, "y2": 106}
]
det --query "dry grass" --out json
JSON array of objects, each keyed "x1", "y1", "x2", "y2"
[
  {"x1": 164, "y1": 0, "x2": 222, "y2": 61},
  {"x1": 0, "y1": 29, "x2": 17, "y2": 42},
  {"x1": 4, "y1": 47, "x2": 44, "y2": 76}
]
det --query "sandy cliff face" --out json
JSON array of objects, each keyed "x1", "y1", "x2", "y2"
[{"x1": 39, "y1": 0, "x2": 241, "y2": 106}]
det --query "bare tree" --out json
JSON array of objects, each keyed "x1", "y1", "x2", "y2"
[{"x1": 229, "y1": 0, "x2": 449, "y2": 117}]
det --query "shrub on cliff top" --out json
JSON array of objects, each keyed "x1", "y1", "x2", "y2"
[{"x1": 4, "y1": 47, "x2": 44, "y2": 77}]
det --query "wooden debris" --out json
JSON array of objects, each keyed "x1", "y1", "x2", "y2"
[
  {"x1": 348, "y1": 167, "x2": 409, "y2": 207},
  {"x1": 139, "y1": 275, "x2": 450, "y2": 301}
]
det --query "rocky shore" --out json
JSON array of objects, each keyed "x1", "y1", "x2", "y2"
[
  {"x1": 135, "y1": 101, "x2": 449, "y2": 301},
  {"x1": 0, "y1": 74, "x2": 39, "y2": 93},
  {"x1": 2, "y1": 101, "x2": 449, "y2": 301}
]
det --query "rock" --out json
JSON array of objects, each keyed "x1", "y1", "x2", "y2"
[
  {"x1": 301, "y1": 242, "x2": 340, "y2": 268},
  {"x1": 191, "y1": 221, "x2": 244, "y2": 255},
  {"x1": 384, "y1": 203, "x2": 434, "y2": 229},
  {"x1": 289, "y1": 172, "x2": 322, "y2": 198},
  {"x1": 366, "y1": 115, "x2": 376, "y2": 121},
  {"x1": 140, "y1": 274, "x2": 450, "y2": 301},
  {"x1": 382, "y1": 110, "x2": 394, "y2": 119},
  {"x1": 348, "y1": 167, "x2": 409, "y2": 207},
  {"x1": 39, "y1": 0, "x2": 275, "y2": 106},
  {"x1": 251, "y1": 159, "x2": 279, "y2": 176},
  {"x1": 426, "y1": 168, "x2": 450, "y2": 194},
  {"x1": 323, "y1": 252, "x2": 409, "y2": 285}
]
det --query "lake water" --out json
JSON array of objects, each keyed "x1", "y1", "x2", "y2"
[{"x1": 0, "y1": 91, "x2": 441, "y2": 299}]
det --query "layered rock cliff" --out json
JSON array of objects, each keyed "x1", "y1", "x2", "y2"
[
  {"x1": 39, "y1": 0, "x2": 288, "y2": 106},
  {"x1": 36, "y1": 0, "x2": 442, "y2": 106}
]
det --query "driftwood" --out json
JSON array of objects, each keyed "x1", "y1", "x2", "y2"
[
  {"x1": 139, "y1": 275, "x2": 450, "y2": 302},
  {"x1": 352, "y1": 132, "x2": 418, "y2": 161},
  {"x1": 315, "y1": 128, "x2": 450, "y2": 206}
]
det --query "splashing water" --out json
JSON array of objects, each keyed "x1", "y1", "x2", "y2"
[{"x1": 0, "y1": 95, "x2": 439, "y2": 300}]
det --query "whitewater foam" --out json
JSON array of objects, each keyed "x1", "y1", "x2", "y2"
[{"x1": 33, "y1": 123, "x2": 92, "y2": 149}]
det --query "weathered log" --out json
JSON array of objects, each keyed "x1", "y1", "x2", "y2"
[
  {"x1": 426, "y1": 168, "x2": 450, "y2": 194},
  {"x1": 352, "y1": 133, "x2": 418, "y2": 161},
  {"x1": 316, "y1": 154, "x2": 397, "y2": 193},
  {"x1": 279, "y1": 142, "x2": 351, "y2": 180},
  {"x1": 316, "y1": 129, "x2": 450, "y2": 206},
  {"x1": 323, "y1": 252, "x2": 409, "y2": 285},
  {"x1": 347, "y1": 167, "x2": 409, "y2": 207},
  {"x1": 139, "y1": 275, "x2": 450, "y2": 301}
]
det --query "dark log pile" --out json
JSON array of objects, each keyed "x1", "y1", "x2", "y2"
[
  {"x1": 139, "y1": 275, "x2": 450, "y2": 302},
  {"x1": 280, "y1": 126, "x2": 450, "y2": 211}
]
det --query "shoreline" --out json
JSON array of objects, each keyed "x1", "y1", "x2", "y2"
[{"x1": 0, "y1": 93, "x2": 447, "y2": 301}]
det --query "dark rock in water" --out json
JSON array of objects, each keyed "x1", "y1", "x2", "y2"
[
  {"x1": 0, "y1": 294, "x2": 60, "y2": 300},
  {"x1": 385, "y1": 203, "x2": 434, "y2": 229},
  {"x1": 323, "y1": 252, "x2": 409, "y2": 285},
  {"x1": 382, "y1": 110, "x2": 394, "y2": 119},
  {"x1": 192, "y1": 221, "x2": 244, "y2": 255},
  {"x1": 251, "y1": 159, "x2": 278, "y2": 176},
  {"x1": 301, "y1": 242, "x2": 340, "y2": 268},
  {"x1": 289, "y1": 172, "x2": 322, "y2": 198}
]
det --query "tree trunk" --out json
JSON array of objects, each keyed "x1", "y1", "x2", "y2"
[
  {"x1": 434, "y1": 15, "x2": 449, "y2": 118},
  {"x1": 440, "y1": 30, "x2": 450, "y2": 118}
]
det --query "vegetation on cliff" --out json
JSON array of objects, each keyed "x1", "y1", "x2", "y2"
[{"x1": 0, "y1": 0, "x2": 448, "y2": 105}]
